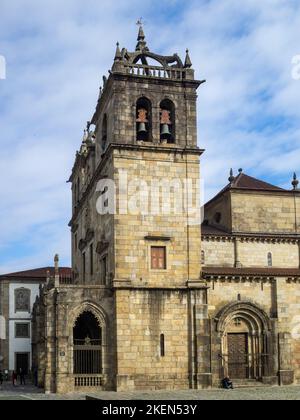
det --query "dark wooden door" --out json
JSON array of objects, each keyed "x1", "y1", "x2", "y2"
[
  {"x1": 16, "y1": 353, "x2": 29, "y2": 375},
  {"x1": 228, "y1": 333, "x2": 248, "y2": 379}
]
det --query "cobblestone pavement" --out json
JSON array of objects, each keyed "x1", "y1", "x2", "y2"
[{"x1": 1, "y1": 383, "x2": 300, "y2": 400}]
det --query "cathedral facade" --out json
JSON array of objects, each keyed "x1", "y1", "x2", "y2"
[{"x1": 32, "y1": 27, "x2": 300, "y2": 394}]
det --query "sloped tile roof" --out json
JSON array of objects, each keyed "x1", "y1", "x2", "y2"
[
  {"x1": 230, "y1": 173, "x2": 284, "y2": 191},
  {"x1": 0, "y1": 267, "x2": 72, "y2": 279},
  {"x1": 205, "y1": 172, "x2": 287, "y2": 208}
]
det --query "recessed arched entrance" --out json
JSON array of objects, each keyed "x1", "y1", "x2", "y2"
[
  {"x1": 73, "y1": 311, "x2": 102, "y2": 376},
  {"x1": 217, "y1": 302, "x2": 273, "y2": 381}
]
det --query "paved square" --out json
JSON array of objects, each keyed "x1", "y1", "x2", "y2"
[{"x1": 1, "y1": 383, "x2": 300, "y2": 400}]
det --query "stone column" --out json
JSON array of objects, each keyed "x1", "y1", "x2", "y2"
[
  {"x1": 278, "y1": 332, "x2": 294, "y2": 385},
  {"x1": 55, "y1": 291, "x2": 72, "y2": 394},
  {"x1": 210, "y1": 332, "x2": 223, "y2": 387},
  {"x1": 44, "y1": 290, "x2": 58, "y2": 394},
  {"x1": 234, "y1": 237, "x2": 242, "y2": 268},
  {"x1": 193, "y1": 288, "x2": 212, "y2": 389}
]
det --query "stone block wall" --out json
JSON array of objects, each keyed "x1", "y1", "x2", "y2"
[
  {"x1": 202, "y1": 237, "x2": 300, "y2": 269},
  {"x1": 115, "y1": 289, "x2": 191, "y2": 391},
  {"x1": 231, "y1": 192, "x2": 300, "y2": 234},
  {"x1": 207, "y1": 280, "x2": 274, "y2": 317},
  {"x1": 113, "y1": 147, "x2": 202, "y2": 287},
  {"x1": 276, "y1": 279, "x2": 300, "y2": 383},
  {"x1": 202, "y1": 239, "x2": 235, "y2": 267},
  {"x1": 238, "y1": 241, "x2": 299, "y2": 268}
]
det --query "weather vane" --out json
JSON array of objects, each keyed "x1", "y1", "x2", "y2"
[{"x1": 136, "y1": 17, "x2": 146, "y2": 27}]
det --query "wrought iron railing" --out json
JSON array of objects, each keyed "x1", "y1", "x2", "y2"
[
  {"x1": 73, "y1": 339, "x2": 102, "y2": 376},
  {"x1": 221, "y1": 353, "x2": 270, "y2": 379},
  {"x1": 59, "y1": 274, "x2": 75, "y2": 285}
]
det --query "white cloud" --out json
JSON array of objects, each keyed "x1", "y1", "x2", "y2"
[{"x1": 0, "y1": 0, "x2": 300, "y2": 272}]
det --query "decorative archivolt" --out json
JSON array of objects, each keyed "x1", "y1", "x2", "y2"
[
  {"x1": 71, "y1": 302, "x2": 107, "y2": 330},
  {"x1": 215, "y1": 301, "x2": 272, "y2": 335}
]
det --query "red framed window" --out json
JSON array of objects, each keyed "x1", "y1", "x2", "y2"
[{"x1": 151, "y1": 247, "x2": 167, "y2": 270}]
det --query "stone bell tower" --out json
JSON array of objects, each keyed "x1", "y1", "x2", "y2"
[
  {"x1": 34, "y1": 25, "x2": 210, "y2": 394},
  {"x1": 69, "y1": 24, "x2": 210, "y2": 391}
]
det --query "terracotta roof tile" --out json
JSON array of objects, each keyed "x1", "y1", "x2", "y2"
[
  {"x1": 230, "y1": 173, "x2": 284, "y2": 191},
  {"x1": 205, "y1": 172, "x2": 288, "y2": 208},
  {"x1": 0, "y1": 267, "x2": 72, "y2": 279}
]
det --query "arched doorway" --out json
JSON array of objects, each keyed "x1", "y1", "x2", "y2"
[
  {"x1": 217, "y1": 302, "x2": 273, "y2": 381},
  {"x1": 73, "y1": 312, "x2": 102, "y2": 376}
]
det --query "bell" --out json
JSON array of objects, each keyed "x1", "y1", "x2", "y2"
[
  {"x1": 161, "y1": 124, "x2": 171, "y2": 138},
  {"x1": 138, "y1": 122, "x2": 147, "y2": 133}
]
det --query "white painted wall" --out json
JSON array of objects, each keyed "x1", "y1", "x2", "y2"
[
  {"x1": 0, "y1": 315, "x2": 5, "y2": 339},
  {"x1": 9, "y1": 283, "x2": 40, "y2": 319},
  {"x1": 8, "y1": 283, "x2": 40, "y2": 371},
  {"x1": 9, "y1": 320, "x2": 32, "y2": 370}
]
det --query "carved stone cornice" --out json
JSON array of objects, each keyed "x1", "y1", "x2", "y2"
[
  {"x1": 202, "y1": 234, "x2": 300, "y2": 245},
  {"x1": 144, "y1": 235, "x2": 172, "y2": 242},
  {"x1": 203, "y1": 275, "x2": 276, "y2": 283}
]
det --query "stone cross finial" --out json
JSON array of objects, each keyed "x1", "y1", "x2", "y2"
[
  {"x1": 184, "y1": 49, "x2": 192, "y2": 68},
  {"x1": 228, "y1": 168, "x2": 235, "y2": 184},
  {"x1": 54, "y1": 254, "x2": 60, "y2": 287},
  {"x1": 136, "y1": 18, "x2": 148, "y2": 51},
  {"x1": 114, "y1": 42, "x2": 122, "y2": 61},
  {"x1": 292, "y1": 172, "x2": 299, "y2": 190}
]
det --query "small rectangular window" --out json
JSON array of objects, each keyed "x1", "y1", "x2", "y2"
[
  {"x1": 151, "y1": 247, "x2": 167, "y2": 270},
  {"x1": 160, "y1": 334, "x2": 165, "y2": 357},
  {"x1": 15, "y1": 323, "x2": 30, "y2": 338}
]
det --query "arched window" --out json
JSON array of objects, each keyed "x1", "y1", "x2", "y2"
[
  {"x1": 102, "y1": 114, "x2": 108, "y2": 151},
  {"x1": 160, "y1": 334, "x2": 165, "y2": 357},
  {"x1": 73, "y1": 312, "x2": 102, "y2": 375},
  {"x1": 136, "y1": 97, "x2": 152, "y2": 141},
  {"x1": 160, "y1": 99, "x2": 175, "y2": 143},
  {"x1": 267, "y1": 252, "x2": 273, "y2": 267}
]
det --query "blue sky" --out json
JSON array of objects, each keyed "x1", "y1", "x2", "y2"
[{"x1": 0, "y1": 0, "x2": 300, "y2": 273}]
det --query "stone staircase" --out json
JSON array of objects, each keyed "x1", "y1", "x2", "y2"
[{"x1": 232, "y1": 379, "x2": 266, "y2": 389}]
